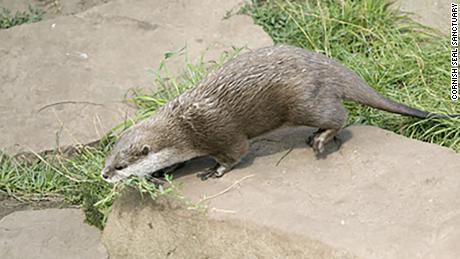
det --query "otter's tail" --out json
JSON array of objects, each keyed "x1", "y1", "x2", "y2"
[{"x1": 342, "y1": 80, "x2": 460, "y2": 119}]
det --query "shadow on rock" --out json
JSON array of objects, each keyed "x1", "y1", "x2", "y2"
[{"x1": 172, "y1": 126, "x2": 353, "y2": 179}]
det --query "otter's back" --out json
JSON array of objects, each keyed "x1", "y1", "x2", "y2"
[{"x1": 184, "y1": 45, "x2": 344, "y2": 137}]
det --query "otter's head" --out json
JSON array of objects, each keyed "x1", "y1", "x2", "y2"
[{"x1": 101, "y1": 120, "x2": 200, "y2": 183}]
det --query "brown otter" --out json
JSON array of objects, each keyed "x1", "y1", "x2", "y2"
[{"x1": 101, "y1": 44, "x2": 458, "y2": 182}]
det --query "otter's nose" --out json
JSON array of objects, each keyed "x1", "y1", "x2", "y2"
[{"x1": 101, "y1": 168, "x2": 111, "y2": 180}]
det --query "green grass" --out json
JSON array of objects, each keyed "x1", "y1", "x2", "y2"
[
  {"x1": 1, "y1": 0, "x2": 459, "y2": 229},
  {"x1": 0, "y1": 6, "x2": 45, "y2": 29}
]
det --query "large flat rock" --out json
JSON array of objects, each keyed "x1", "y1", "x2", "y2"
[
  {"x1": 0, "y1": 208, "x2": 108, "y2": 259},
  {"x1": 104, "y1": 125, "x2": 460, "y2": 259},
  {"x1": 0, "y1": 0, "x2": 272, "y2": 154},
  {"x1": 103, "y1": 190, "x2": 357, "y2": 259}
]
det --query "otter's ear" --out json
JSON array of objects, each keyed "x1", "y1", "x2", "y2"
[{"x1": 141, "y1": 144, "x2": 150, "y2": 156}]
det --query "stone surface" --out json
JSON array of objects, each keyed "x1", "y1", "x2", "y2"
[
  {"x1": 0, "y1": 0, "x2": 112, "y2": 19},
  {"x1": 104, "y1": 125, "x2": 460, "y2": 259},
  {"x1": 103, "y1": 190, "x2": 357, "y2": 259},
  {"x1": 0, "y1": 0, "x2": 272, "y2": 154},
  {"x1": 0, "y1": 208, "x2": 108, "y2": 259},
  {"x1": 396, "y1": 0, "x2": 455, "y2": 35},
  {"x1": 0, "y1": 194, "x2": 66, "y2": 220}
]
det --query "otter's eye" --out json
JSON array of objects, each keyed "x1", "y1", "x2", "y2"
[
  {"x1": 114, "y1": 164, "x2": 127, "y2": 170},
  {"x1": 141, "y1": 144, "x2": 150, "y2": 156}
]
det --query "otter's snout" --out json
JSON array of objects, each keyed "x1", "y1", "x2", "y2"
[
  {"x1": 101, "y1": 167, "x2": 112, "y2": 180},
  {"x1": 101, "y1": 167, "x2": 121, "y2": 183},
  {"x1": 101, "y1": 166, "x2": 128, "y2": 183}
]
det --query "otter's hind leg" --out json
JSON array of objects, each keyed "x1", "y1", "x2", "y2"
[
  {"x1": 308, "y1": 104, "x2": 347, "y2": 156},
  {"x1": 198, "y1": 136, "x2": 249, "y2": 181}
]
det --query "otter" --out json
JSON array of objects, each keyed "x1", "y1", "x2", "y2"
[{"x1": 101, "y1": 44, "x2": 459, "y2": 182}]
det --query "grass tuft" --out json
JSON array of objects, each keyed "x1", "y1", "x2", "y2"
[{"x1": 0, "y1": 5, "x2": 45, "y2": 29}]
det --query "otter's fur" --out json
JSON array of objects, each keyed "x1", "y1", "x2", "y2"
[{"x1": 101, "y1": 45, "x2": 458, "y2": 182}]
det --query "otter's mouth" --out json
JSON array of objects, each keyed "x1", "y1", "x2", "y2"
[{"x1": 102, "y1": 162, "x2": 187, "y2": 184}]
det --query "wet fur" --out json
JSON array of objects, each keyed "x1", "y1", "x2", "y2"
[{"x1": 102, "y1": 45, "x2": 456, "y2": 182}]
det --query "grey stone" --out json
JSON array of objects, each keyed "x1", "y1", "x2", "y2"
[
  {"x1": 102, "y1": 189, "x2": 357, "y2": 259},
  {"x1": 176, "y1": 125, "x2": 460, "y2": 258},
  {"x1": 396, "y1": 0, "x2": 454, "y2": 35},
  {"x1": 0, "y1": 208, "x2": 108, "y2": 259},
  {"x1": 0, "y1": 0, "x2": 112, "y2": 19},
  {"x1": 0, "y1": 0, "x2": 272, "y2": 154}
]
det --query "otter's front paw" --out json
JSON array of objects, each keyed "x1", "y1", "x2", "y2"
[{"x1": 197, "y1": 165, "x2": 223, "y2": 181}]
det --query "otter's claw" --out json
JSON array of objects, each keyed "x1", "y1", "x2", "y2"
[
  {"x1": 197, "y1": 165, "x2": 223, "y2": 181},
  {"x1": 308, "y1": 129, "x2": 342, "y2": 157},
  {"x1": 306, "y1": 129, "x2": 325, "y2": 147}
]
